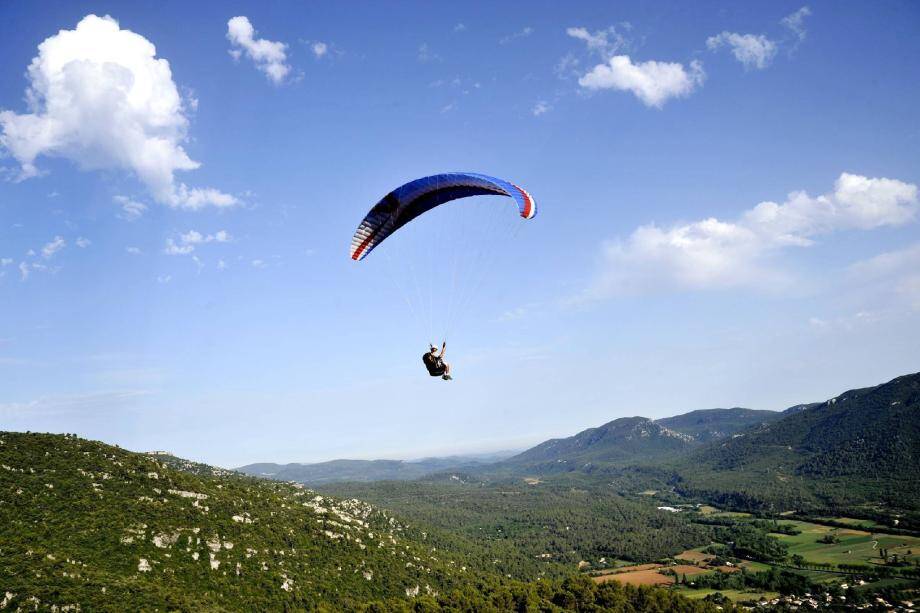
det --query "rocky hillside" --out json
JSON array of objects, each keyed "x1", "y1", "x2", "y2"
[
  {"x1": 0, "y1": 432, "x2": 483, "y2": 610},
  {"x1": 656, "y1": 407, "x2": 782, "y2": 442},
  {"x1": 0, "y1": 432, "x2": 724, "y2": 612}
]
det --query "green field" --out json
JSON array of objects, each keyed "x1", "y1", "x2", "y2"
[
  {"x1": 771, "y1": 520, "x2": 920, "y2": 567},
  {"x1": 817, "y1": 516, "x2": 888, "y2": 530},
  {"x1": 677, "y1": 588, "x2": 780, "y2": 603}
]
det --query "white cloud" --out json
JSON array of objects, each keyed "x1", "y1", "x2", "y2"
[
  {"x1": 226, "y1": 16, "x2": 291, "y2": 84},
  {"x1": 164, "y1": 239, "x2": 194, "y2": 256},
  {"x1": 578, "y1": 55, "x2": 705, "y2": 108},
  {"x1": 454, "y1": 23, "x2": 466, "y2": 33},
  {"x1": 164, "y1": 229, "x2": 231, "y2": 255},
  {"x1": 500, "y1": 27, "x2": 533, "y2": 45},
  {"x1": 251, "y1": 259, "x2": 266, "y2": 268},
  {"x1": 782, "y1": 6, "x2": 812, "y2": 45},
  {"x1": 566, "y1": 25, "x2": 630, "y2": 59},
  {"x1": 311, "y1": 41, "x2": 328, "y2": 58},
  {"x1": 706, "y1": 32, "x2": 777, "y2": 70},
  {"x1": 532, "y1": 101, "x2": 552, "y2": 116},
  {"x1": 849, "y1": 242, "x2": 920, "y2": 311},
  {"x1": 581, "y1": 173, "x2": 918, "y2": 299},
  {"x1": 75, "y1": 237, "x2": 91, "y2": 248},
  {"x1": 1, "y1": 258, "x2": 12, "y2": 266},
  {"x1": 0, "y1": 15, "x2": 238, "y2": 210},
  {"x1": 217, "y1": 259, "x2": 228, "y2": 270},
  {"x1": 156, "y1": 274, "x2": 171, "y2": 284},
  {"x1": 18, "y1": 262, "x2": 30, "y2": 281},
  {"x1": 126, "y1": 247, "x2": 142, "y2": 255},
  {"x1": 114, "y1": 195, "x2": 148, "y2": 220},
  {"x1": 42, "y1": 236, "x2": 66, "y2": 259}
]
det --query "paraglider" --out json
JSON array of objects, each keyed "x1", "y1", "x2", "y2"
[
  {"x1": 349, "y1": 172, "x2": 536, "y2": 261},
  {"x1": 349, "y1": 172, "x2": 537, "y2": 380},
  {"x1": 423, "y1": 342, "x2": 452, "y2": 380}
]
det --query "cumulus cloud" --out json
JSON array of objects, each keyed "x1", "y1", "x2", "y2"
[
  {"x1": 706, "y1": 32, "x2": 777, "y2": 70},
  {"x1": 0, "y1": 15, "x2": 238, "y2": 210},
  {"x1": 578, "y1": 55, "x2": 705, "y2": 108},
  {"x1": 164, "y1": 229, "x2": 231, "y2": 255},
  {"x1": 581, "y1": 173, "x2": 918, "y2": 299},
  {"x1": 1, "y1": 258, "x2": 12, "y2": 267},
  {"x1": 75, "y1": 237, "x2": 91, "y2": 248},
  {"x1": 782, "y1": 6, "x2": 812, "y2": 45},
  {"x1": 226, "y1": 16, "x2": 291, "y2": 84}
]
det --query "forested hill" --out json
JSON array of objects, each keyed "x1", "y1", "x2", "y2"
[
  {"x1": 674, "y1": 372, "x2": 920, "y2": 520},
  {"x1": 656, "y1": 407, "x2": 782, "y2": 442},
  {"x1": 236, "y1": 452, "x2": 513, "y2": 485},
  {"x1": 0, "y1": 432, "x2": 722, "y2": 612},
  {"x1": 477, "y1": 409, "x2": 783, "y2": 477},
  {"x1": 0, "y1": 432, "x2": 470, "y2": 609},
  {"x1": 500, "y1": 416, "x2": 692, "y2": 472}
]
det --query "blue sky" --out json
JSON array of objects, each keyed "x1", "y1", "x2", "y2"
[{"x1": 1, "y1": 1, "x2": 918, "y2": 467}]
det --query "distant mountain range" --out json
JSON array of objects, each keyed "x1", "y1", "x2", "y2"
[
  {"x1": 495, "y1": 408, "x2": 784, "y2": 475},
  {"x1": 248, "y1": 406, "x2": 784, "y2": 484},
  {"x1": 236, "y1": 450, "x2": 518, "y2": 484},
  {"x1": 254, "y1": 372, "x2": 919, "y2": 523}
]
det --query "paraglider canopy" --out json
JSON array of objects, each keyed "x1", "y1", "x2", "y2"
[{"x1": 350, "y1": 172, "x2": 536, "y2": 261}]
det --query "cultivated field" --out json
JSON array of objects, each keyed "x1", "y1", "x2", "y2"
[{"x1": 772, "y1": 520, "x2": 920, "y2": 566}]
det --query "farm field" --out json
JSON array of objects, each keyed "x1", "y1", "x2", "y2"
[
  {"x1": 591, "y1": 557, "x2": 751, "y2": 587},
  {"x1": 772, "y1": 520, "x2": 920, "y2": 566},
  {"x1": 593, "y1": 567, "x2": 673, "y2": 586},
  {"x1": 817, "y1": 516, "x2": 888, "y2": 530},
  {"x1": 677, "y1": 588, "x2": 780, "y2": 603}
]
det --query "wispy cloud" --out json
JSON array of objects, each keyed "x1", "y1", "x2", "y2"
[
  {"x1": 781, "y1": 6, "x2": 812, "y2": 50},
  {"x1": 114, "y1": 196, "x2": 149, "y2": 221},
  {"x1": 707, "y1": 32, "x2": 777, "y2": 70},
  {"x1": 500, "y1": 26, "x2": 533, "y2": 45},
  {"x1": 164, "y1": 230, "x2": 231, "y2": 256},
  {"x1": 417, "y1": 43, "x2": 441, "y2": 63},
  {"x1": 532, "y1": 101, "x2": 552, "y2": 116},
  {"x1": 566, "y1": 25, "x2": 631, "y2": 59},
  {"x1": 578, "y1": 173, "x2": 918, "y2": 301},
  {"x1": 0, "y1": 390, "x2": 151, "y2": 417},
  {"x1": 41, "y1": 236, "x2": 66, "y2": 259}
]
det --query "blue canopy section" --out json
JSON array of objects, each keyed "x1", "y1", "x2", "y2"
[{"x1": 350, "y1": 172, "x2": 536, "y2": 261}]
